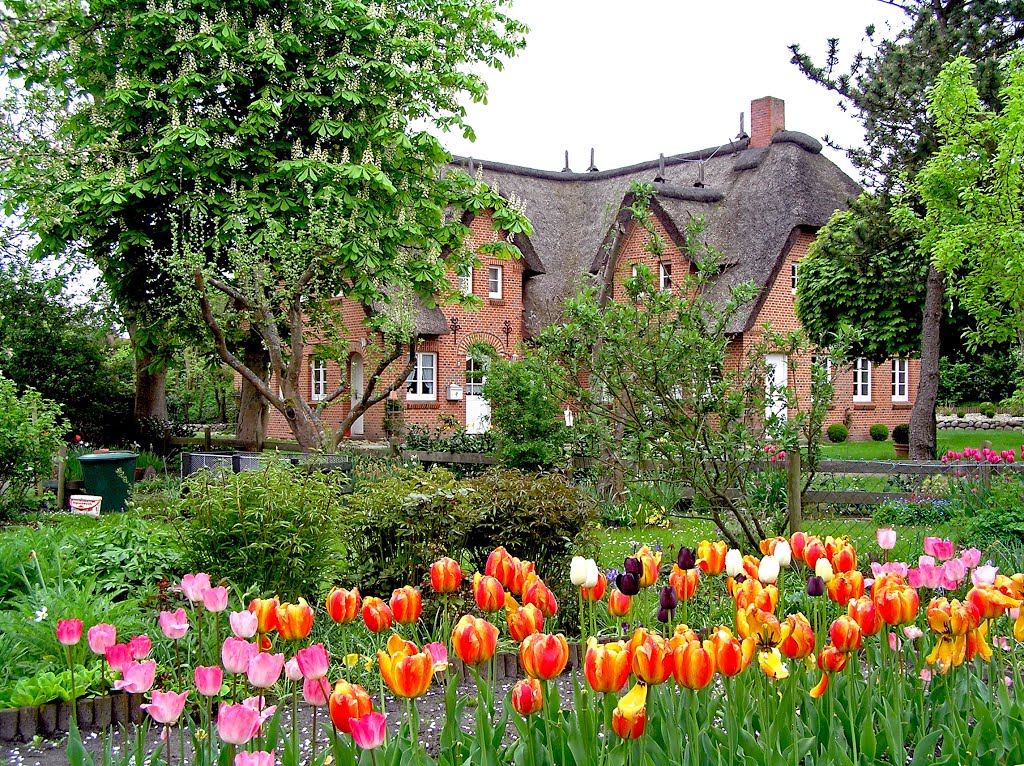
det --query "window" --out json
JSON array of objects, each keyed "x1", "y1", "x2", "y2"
[
  {"x1": 631, "y1": 264, "x2": 640, "y2": 279},
  {"x1": 811, "y1": 355, "x2": 833, "y2": 383},
  {"x1": 311, "y1": 360, "x2": 327, "y2": 401},
  {"x1": 406, "y1": 352, "x2": 437, "y2": 400},
  {"x1": 465, "y1": 355, "x2": 489, "y2": 396},
  {"x1": 790, "y1": 262, "x2": 799, "y2": 294},
  {"x1": 659, "y1": 262, "x2": 672, "y2": 292},
  {"x1": 892, "y1": 359, "x2": 909, "y2": 401},
  {"x1": 853, "y1": 358, "x2": 872, "y2": 402},
  {"x1": 488, "y1": 265, "x2": 502, "y2": 299},
  {"x1": 458, "y1": 266, "x2": 472, "y2": 295}
]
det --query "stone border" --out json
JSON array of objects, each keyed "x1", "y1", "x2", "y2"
[{"x1": 937, "y1": 414, "x2": 1024, "y2": 431}]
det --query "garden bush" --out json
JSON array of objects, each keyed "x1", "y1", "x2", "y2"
[
  {"x1": 893, "y1": 423, "x2": 910, "y2": 444},
  {"x1": 826, "y1": 423, "x2": 849, "y2": 443},
  {"x1": 0, "y1": 374, "x2": 66, "y2": 517},
  {"x1": 869, "y1": 423, "x2": 889, "y2": 441},
  {"x1": 979, "y1": 401, "x2": 997, "y2": 418}
]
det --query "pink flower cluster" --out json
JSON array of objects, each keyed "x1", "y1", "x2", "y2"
[
  {"x1": 942, "y1": 446, "x2": 1020, "y2": 464},
  {"x1": 763, "y1": 444, "x2": 787, "y2": 464},
  {"x1": 871, "y1": 533, "x2": 990, "y2": 592}
]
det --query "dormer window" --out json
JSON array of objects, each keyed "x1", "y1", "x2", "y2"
[{"x1": 659, "y1": 262, "x2": 672, "y2": 292}]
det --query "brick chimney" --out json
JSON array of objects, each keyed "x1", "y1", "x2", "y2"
[{"x1": 749, "y1": 96, "x2": 785, "y2": 148}]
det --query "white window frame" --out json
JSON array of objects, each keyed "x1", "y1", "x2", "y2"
[
  {"x1": 659, "y1": 262, "x2": 672, "y2": 292},
  {"x1": 811, "y1": 355, "x2": 833, "y2": 383},
  {"x1": 892, "y1": 358, "x2": 909, "y2": 402},
  {"x1": 488, "y1": 265, "x2": 503, "y2": 299},
  {"x1": 457, "y1": 266, "x2": 472, "y2": 295},
  {"x1": 406, "y1": 352, "x2": 437, "y2": 401},
  {"x1": 790, "y1": 262, "x2": 799, "y2": 294},
  {"x1": 853, "y1": 358, "x2": 872, "y2": 402},
  {"x1": 311, "y1": 360, "x2": 328, "y2": 402}
]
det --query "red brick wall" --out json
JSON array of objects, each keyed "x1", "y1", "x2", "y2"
[
  {"x1": 610, "y1": 217, "x2": 693, "y2": 303},
  {"x1": 749, "y1": 96, "x2": 786, "y2": 149}
]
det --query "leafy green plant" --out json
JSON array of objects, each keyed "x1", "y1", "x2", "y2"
[
  {"x1": 0, "y1": 665, "x2": 104, "y2": 710},
  {"x1": 404, "y1": 421, "x2": 497, "y2": 455},
  {"x1": 979, "y1": 401, "x2": 997, "y2": 418},
  {"x1": 0, "y1": 373, "x2": 67, "y2": 517},
  {"x1": 869, "y1": 423, "x2": 889, "y2": 441},
  {"x1": 826, "y1": 423, "x2": 849, "y2": 443},
  {"x1": 893, "y1": 423, "x2": 911, "y2": 444}
]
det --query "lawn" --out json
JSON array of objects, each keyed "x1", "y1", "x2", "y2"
[{"x1": 819, "y1": 428, "x2": 1023, "y2": 460}]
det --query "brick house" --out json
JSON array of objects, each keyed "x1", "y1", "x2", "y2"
[{"x1": 265, "y1": 96, "x2": 917, "y2": 443}]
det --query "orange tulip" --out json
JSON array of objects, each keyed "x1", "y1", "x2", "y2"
[
  {"x1": 803, "y1": 537, "x2": 827, "y2": 571},
  {"x1": 925, "y1": 598, "x2": 981, "y2": 672},
  {"x1": 966, "y1": 619, "x2": 993, "y2": 663},
  {"x1": 757, "y1": 648, "x2": 789, "y2": 680},
  {"x1": 485, "y1": 546, "x2": 516, "y2": 589},
  {"x1": 522, "y1": 574, "x2": 558, "y2": 618},
  {"x1": 966, "y1": 584, "x2": 1020, "y2": 620},
  {"x1": 847, "y1": 596, "x2": 883, "y2": 636},
  {"x1": 389, "y1": 586, "x2": 422, "y2": 625},
  {"x1": 670, "y1": 623, "x2": 699, "y2": 650},
  {"x1": 510, "y1": 677, "x2": 544, "y2": 716},
  {"x1": 708, "y1": 626, "x2": 755, "y2": 676},
  {"x1": 733, "y1": 579, "x2": 779, "y2": 613},
  {"x1": 741, "y1": 555, "x2": 761, "y2": 581},
  {"x1": 378, "y1": 640, "x2": 432, "y2": 698},
  {"x1": 826, "y1": 571, "x2": 864, "y2": 607},
  {"x1": 871, "y1": 572, "x2": 906, "y2": 599},
  {"x1": 697, "y1": 540, "x2": 727, "y2": 575},
  {"x1": 508, "y1": 558, "x2": 536, "y2": 596},
  {"x1": 779, "y1": 613, "x2": 815, "y2": 660},
  {"x1": 473, "y1": 573, "x2": 505, "y2": 614},
  {"x1": 519, "y1": 633, "x2": 570, "y2": 680},
  {"x1": 670, "y1": 565, "x2": 700, "y2": 601},
  {"x1": 759, "y1": 536, "x2": 787, "y2": 557},
  {"x1": 789, "y1": 531, "x2": 809, "y2": 563},
  {"x1": 874, "y1": 582, "x2": 919, "y2": 626},
  {"x1": 629, "y1": 629, "x2": 673, "y2": 685},
  {"x1": 611, "y1": 705, "x2": 646, "y2": 739},
  {"x1": 608, "y1": 588, "x2": 631, "y2": 618},
  {"x1": 809, "y1": 643, "x2": 848, "y2": 698},
  {"x1": 429, "y1": 558, "x2": 462, "y2": 594},
  {"x1": 581, "y1": 571, "x2": 608, "y2": 603},
  {"x1": 505, "y1": 595, "x2": 544, "y2": 642},
  {"x1": 829, "y1": 539, "x2": 857, "y2": 573},
  {"x1": 584, "y1": 638, "x2": 631, "y2": 694},
  {"x1": 275, "y1": 598, "x2": 314, "y2": 641},
  {"x1": 326, "y1": 587, "x2": 360, "y2": 624},
  {"x1": 736, "y1": 605, "x2": 790, "y2": 651},
  {"x1": 328, "y1": 680, "x2": 372, "y2": 733},
  {"x1": 1008, "y1": 573, "x2": 1024, "y2": 600},
  {"x1": 361, "y1": 597, "x2": 394, "y2": 633},
  {"x1": 636, "y1": 545, "x2": 662, "y2": 588},
  {"x1": 829, "y1": 615, "x2": 862, "y2": 653},
  {"x1": 248, "y1": 597, "x2": 279, "y2": 635},
  {"x1": 672, "y1": 639, "x2": 715, "y2": 690},
  {"x1": 451, "y1": 615, "x2": 498, "y2": 666}
]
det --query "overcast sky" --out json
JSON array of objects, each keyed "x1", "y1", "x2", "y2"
[{"x1": 440, "y1": 1, "x2": 910, "y2": 181}]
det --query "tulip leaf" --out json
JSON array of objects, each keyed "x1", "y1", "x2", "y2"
[
  {"x1": 910, "y1": 730, "x2": 942, "y2": 766},
  {"x1": 859, "y1": 721, "x2": 877, "y2": 762}
]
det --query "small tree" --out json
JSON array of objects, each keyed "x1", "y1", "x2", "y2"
[{"x1": 0, "y1": 374, "x2": 66, "y2": 514}]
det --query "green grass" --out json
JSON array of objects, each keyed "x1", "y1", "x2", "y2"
[{"x1": 819, "y1": 428, "x2": 1023, "y2": 460}]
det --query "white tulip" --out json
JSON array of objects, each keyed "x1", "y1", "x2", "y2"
[
  {"x1": 570, "y1": 556, "x2": 589, "y2": 587},
  {"x1": 815, "y1": 558, "x2": 835, "y2": 583},
  {"x1": 774, "y1": 540, "x2": 793, "y2": 569},
  {"x1": 758, "y1": 554, "x2": 780, "y2": 585},
  {"x1": 725, "y1": 549, "x2": 744, "y2": 578},
  {"x1": 582, "y1": 559, "x2": 600, "y2": 590}
]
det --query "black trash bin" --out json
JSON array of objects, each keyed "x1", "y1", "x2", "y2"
[{"x1": 78, "y1": 451, "x2": 138, "y2": 513}]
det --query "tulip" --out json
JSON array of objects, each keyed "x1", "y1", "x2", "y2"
[
  {"x1": 141, "y1": 690, "x2": 190, "y2": 725},
  {"x1": 707, "y1": 626, "x2": 755, "y2": 676},
  {"x1": 874, "y1": 581, "x2": 920, "y2": 626},
  {"x1": 284, "y1": 657, "x2": 303, "y2": 683},
  {"x1": 615, "y1": 571, "x2": 641, "y2": 597},
  {"x1": 624, "y1": 556, "x2": 642, "y2": 577},
  {"x1": 388, "y1": 586, "x2": 422, "y2": 626},
  {"x1": 876, "y1": 528, "x2": 897, "y2": 550},
  {"x1": 570, "y1": 556, "x2": 590, "y2": 587},
  {"x1": 732, "y1": 579, "x2": 779, "y2": 613},
  {"x1": 779, "y1": 614, "x2": 815, "y2": 660},
  {"x1": 296, "y1": 643, "x2": 330, "y2": 681},
  {"x1": 789, "y1": 531, "x2": 809, "y2": 563},
  {"x1": 830, "y1": 542, "x2": 857, "y2": 573},
  {"x1": 378, "y1": 639, "x2": 433, "y2": 698},
  {"x1": 127, "y1": 634, "x2": 152, "y2": 659},
  {"x1": 217, "y1": 703, "x2": 263, "y2": 745},
  {"x1": 179, "y1": 573, "x2": 213, "y2": 602},
  {"x1": 349, "y1": 712, "x2": 387, "y2": 750},
  {"x1": 473, "y1": 573, "x2": 505, "y2": 613},
  {"x1": 452, "y1": 615, "x2": 499, "y2": 666},
  {"x1": 105, "y1": 644, "x2": 133, "y2": 673},
  {"x1": 814, "y1": 558, "x2": 835, "y2": 584},
  {"x1": 826, "y1": 570, "x2": 865, "y2": 607},
  {"x1": 803, "y1": 537, "x2": 827, "y2": 571},
  {"x1": 810, "y1": 643, "x2": 848, "y2": 698},
  {"x1": 635, "y1": 545, "x2": 662, "y2": 588},
  {"x1": 696, "y1": 540, "x2": 727, "y2": 574},
  {"x1": 612, "y1": 705, "x2": 647, "y2": 739},
  {"x1": 608, "y1": 588, "x2": 631, "y2": 617},
  {"x1": 581, "y1": 571, "x2": 608, "y2": 602},
  {"x1": 672, "y1": 639, "x2": 715, "y2": 690},
  {"x1": 509, "y1": 559, "x2": 536, "y2": 596},
  {"x1": 522, "y1": 574, "x2": 558, "y2": 618},
  {"x1": 195, "y1": 665, "x2": 224, "y2": 696},
  {"x1": 222, "y1": 637, "x2": 258, "y2": 674},
  {"x1": 659, "y1": 586, "x2": 679, "y2": 614},
  {"x1": 615, "y1": 680, "x2": 648, "y2": 735},
  {"x1": 757, "y1": 648, "x2": 789, "y2": 680},
  {"x1": 584, "y1": 638, "x2": 631, "y2": 693},
  {"x1": 57, "y1": 619, "x2": 83, "y2": 646},
  {"x1": 201, "y1": 586, "x2": 229, "y2": 613},
  {"x1": 967, "y1": 584, "x2": 1019, "y2": 620},
  {"x1": 520, "y1": 632, "x2": 570, "y2": 680},
  {"x1": 510, "y1": 677, "x2": 544, "y2": 716},
  {"x1": 629, "y1": 629, "x2": 673, "y2": 685},
  {"x1": 276, "y1": 598, "x2": 314, "y2": 641},
  {"x1": 159, "y1": 609, "x2": 190, "y2": 640},
  {"x1": 829, "y1": 615, "x2": 863, "y2": 653},
  {"x1": 725, "y1": 549, "x2": 744, "y2": 578},
  {"x1": 247, "y1": 652, "x2": 285, "y2": 688},
  {"x1": 848, "y1": 597, "x2": 883, "y2": 636},
  {"x1": 248, "y1": 597, "x2": 279, "y2": 635},
  {"x1": 758, "y1": 554, "x2": 780, "y2": 585},
  {"x1": 303, "y1": 677, "x2": 331, "y2": 707},
  {"x1": 670, "y1": 565, "x2": 700, "y2": 601},
  {"x1": 113, "y1": 660, "x2": 156, "y2": 693},
  {"x1": 361, "y1": 597, "x2": 394, "y2": 633},
  {"x1": 235, "y1": 753, "x2": 274, "y2": 766},
  {"x1": 505, "y1": 596, "x2": 544, "y2": 642},
  {"x1": 485, "y1": 546, "x2": 516, "y2": 588},
  {"x1": 229, "y1": 610, "x2": 259, "y2": 638},
  {"x1": 328, "y1": 681, "x2": 373, "y2": 734},
  {"x1": 87, "y1": 624, "x2": 116, "y2": 655},
  {"x1": 961, "y1": 547, "x2": 982, "y2": 568},
  {"x1": 325, "y1": 587, "x2": 361, "y2": 624},
  {"x1": 675, "y1": 546, "x2": 695, "y2": 571},
  {"x1": 806, "y1": 575, "x2": 825, "y2": 597},
  {"x1": 423, "y1": 642, "x2": 449, "y2": 673},
  {"x1": 972, "y1": 564, "x2": 999, "y2": 587},
  {"x1": 430, "y1": 558, "x2": 463, "y2": 594},
  {"x1": 777, "y1": 540, "x2": 795, "y2": 568},
  {"x1": 923, "y1": 537, "x2": 955, "y2": 561}
]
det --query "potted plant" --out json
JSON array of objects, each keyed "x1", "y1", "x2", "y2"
[{"x1": 892, "y1": 423, "x2": 910, "y2": 458}]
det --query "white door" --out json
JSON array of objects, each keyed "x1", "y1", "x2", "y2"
[
  {"x1": 765, "y1": 354, "x2": 789, "y2": 423},
  {"x1": 350, "y1": 354, "x2": 364, "y2": 436},
  {"x1": 465, "y1": 355, "x2": 491, "y2": 434}
]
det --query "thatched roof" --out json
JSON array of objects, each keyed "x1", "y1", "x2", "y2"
[{"x1": 453, "y1": 132, "x2": 859, "y2": 336}]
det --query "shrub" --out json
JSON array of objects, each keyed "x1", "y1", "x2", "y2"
[
  {"x1": 979, "y1": 401, "x2": 997, "y2": 418},
  {"x1": 949, "y1": 473, "x2": 1024, "y2": 548},
  {"x1": 956, "y1": 409, "x2": 967, "y2": 419},
  {"x1": 0, "y1": 374, "x2": 66, "y2": 517},
  {"x1": 869, "y1": 423, "x2": 889, "y2": 441},
  {"x1": 179, "y1": 460, "x2": 343, "y2": 600},
  {"x1": 826, "y1": 423, "x2": 849, "y2": 443},
  {"x1": 892, "y1": 423, "x2": 910, "y2": 444}
]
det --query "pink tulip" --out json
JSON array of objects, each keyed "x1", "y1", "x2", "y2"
[
  {"x1": 920, "y1": 668, "x2": 932, "y2": 682},
  {"x1": 105, "y1": 643, "x2": 133, "y2": 673},
  {"x1": 349, "y1": 712, "x2": 386, "y2": 750},
  {"x1": 902, "y1": 626, "x2": 923, "y2": 640},
  {"x1": 87, "y1": 624, "x2": 116, "y2": 655},
  {"x1": 113, "y1": 660, "x2": 156, "y2": 693},
  {"x1": 942, "y1": 558, "x2": 967, "y2": 586},
  {"x1": 888, "y1": 632, "x2": 899, "y2": 651},
  {"x1": 222, "y1": 638, "x2": 258, "y2": 674},
  {"x1": 159, "y1": 609, "x2": 189, "y2": 640},
  {"x1": 57, "y1": 619, "x2": 83, "y2": 646},
  {"x1": 179, "y1": 573, "x2": 213, "y2": 602},
  {"x1": 876, "y1": 528, "x2": 897, "y2": 550},
  {"x1": 241, "y1": 696, "x2": 277, "y2": 729},
  {"x1": 247, "y1": 652, "x2": 284, "y2": 688},
  {"x1": 235, "y1": 752, "x2": 275, "y2": 766},
  {"x1": 302, "y1": 677, "x2": 330, "y2": 707},
  {"x1": 217, "y1": 703, "x2": 262, "y2": 745},
  {"x1": 423, "y1": 642, "x2": 449, "y2": 673},
  {"x1": 201, "y1": 586, "x2": 229, "y2": 613},
  {"x1": 959, "y1": 547, "x2": 982, "y2": 568},
  {"x1": 284, "y1": 657, "x2": 303, "y2": 683},
  {"x1": 229, "y1": 610, "x2": 259, "y2": 638},
  {"x1": 141, "y1": 690, "x2": 189, "y2": 725},
  {"x1": 295, "y1": 644, "x2": 329, "y2": 681},
  {"x1": 128, "y1": 634, "x2": 152, "y2": 659},
  {"x1": 195, "y1": 665, "x2": 224, "y2": 696},
  {"x1": 972, "y1": 564, "x2": 998, "y2": 586},
  {"x1": 923, "y1": 537, "x2": 955, "y2": 560}
]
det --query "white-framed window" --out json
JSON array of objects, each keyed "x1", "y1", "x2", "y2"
[
  {"x1": 790, "y1": 262, "x2": 799, "y2": 294},
  {"x1": 659, "y1": 262, "x2": 672, "y2": 292},
  {"x1": 853, "y1": 358, "x2": 872, "y2": 402},
  {"x1": 406, "y1": 352, "x2": 437, "y2": 400},
  {"x1": 631, "y1": 263, "x2": 640, "y2": 279},
  {"x1": 465, "y1": 355, "x2": 489, "y2": 397},
  {"x1": 892, "y1": 358, "x2": 909, "y2": 401},
  {"x1": 811, "y1": 355, "x2": 833, "y2": 383},
  {"x1": 458, "y1": 266, "x2": 472, "y2": 295},
  {"x1": 311, "y1": 360, "x2": 327, "y2": 401},
  {"x1": 488, "y1": 265, "x2": 502, "y2": 299}
]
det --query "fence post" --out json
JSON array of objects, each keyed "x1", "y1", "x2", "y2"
[
  {"x1": 787, "y1": 449, "x2": 802, "y2": 533},
  {"x1": 204, "y1": 427, "x2": 212, "y2": 451}
]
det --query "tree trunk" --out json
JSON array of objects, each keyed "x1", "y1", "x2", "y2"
[
  {"x1": 236, "y1": 331, "x2": 270, "y2": 451},
  {"x1": 134, "y1": 347, "x2": 168, "y2": 423},
  {"x1": 910, "y1": 266, "x2": 943, "y2": 459},
  {"x1": 281, "y1": 378, "x2": 326, "y2": 450}
]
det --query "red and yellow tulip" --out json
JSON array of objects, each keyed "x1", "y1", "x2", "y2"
[
  {"x1": 584, "y1": 638, "x2": 631, "y2": 694},
  {"x1": 636, "y1": 545, "x2": 662, "y2": 588},
  {"x1": 873, "y1": 579, "x2": 919, "y2": 626},
  {"x1": 328, "y1": 680, "x2": 372, "y2": 733},
  {"x1": 429, "y1": 558, "x2": 462, "y2": 594},
  {"x1": 810, "y1": 643, "x2": 848, "y2": 698},
  {"x1": 847, "y1": 596, "x2": 883, "y2": 636},
  {"x1": 248, "y1": 597, "x2": 279, "y2": 635},
  {"x1": 708, "y1": 626, "x2": 755, "y2": 677},
  {"x1": 608, "y1": 588, "x2": 631, "y2": 618},
  {"x1": 473, "y1": 573, "x2": 505, "y2": 614},
  {"x1": 670, "y1": 565, "x2": 700, "y2": 601},
  {"x1": 826, "y1": 571, "x2": 865, "y2": 606},
  {"x1": 966, "y1": 584, "x2": 1019, "y2": 620},
  {"x1": 326, "y1": 587, "x2": 360, "y2": 624},
  {"x1": 505, "y1": 595, "x2": 544, "y2": 642},
  {"x1": 485, "y1": 546, "x2": 516, "y2": 589},
  {"x1": 389, "y1": 586, "x2": 422, "y2": 625},
  {"x1": 378, "y1": 637, "x2": 432, "y2": 698},
  {"x1": 779, "y1": 613, "x2": 815, "y2": 660},
  {"x1": 581, "y1": 571, "x2": 608, "y2": 602},
  {"x1": 614, "y1": 681, "x2": 648, "y2": 739},
  {"x1": 451, "y1": 614, "x2": 498, "y2": 666},
  {"x1": 275, "y1": 598, "x2": 313, "y2": 641},
  {"x1": 511, "y1": 677, "x2": 544, "y2": 716},
  {"x1": 829, "y1": 615, "x2": 862, "y2": 653},
  {"x1": 361, "y1": 597, "x2": 394, "y2": 634},
  {"x1": 520, "y1": 632, "x2": 570, "y2": 680},
  {"x1": 672, "y1": 639, "x2": 715, "y2": 690},
  {"x1": 522, "y1": 573, "x2": 558, "y2": 618},
  {"x1": 697, "y1": 540, "x2": 727, "y2": 575},
  {"x1": 629, "y1": 629, "x2": 673, "y2": 685}
]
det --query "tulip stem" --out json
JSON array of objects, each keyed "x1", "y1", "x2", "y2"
[
  {"x1": 67, "y1": 646, "x2": 77, "y2": 729},
  {"x1": 311, "y1": 705, "x2": 318, "y2": 763},
  {"x1": 291, "y1": 680, "x2": 299, "y2": 761},
  {"x1": 541, "y1": 679, "x2": 556, "y2": 765},
  {"x1": 173, "y1": 639, "x2": 182, "y2": 690}
]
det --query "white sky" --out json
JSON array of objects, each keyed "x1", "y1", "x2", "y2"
[{"x1": 441, "y1": 0, "x2": 911, "y2": 181}]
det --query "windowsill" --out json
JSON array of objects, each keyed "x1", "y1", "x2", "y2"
[
  {"x1": 406, "y1": 401, "x2": 440, "y2": 410},
  {"x1": 853, "y1": 402, "x2": 875, "y2": 410},
  {"x1": 488, "y1": 298, "x2": 505, "y2": 305},
  {"x1": 892, "y1": 402, "x2": 913, "y2": 410}
]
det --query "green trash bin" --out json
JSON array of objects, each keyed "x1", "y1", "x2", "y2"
[{"x1": 78, "y1": 451, "x2": 138, "y2": 513}]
